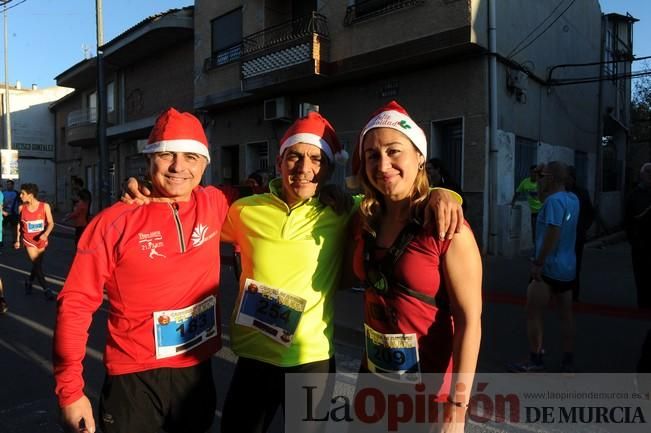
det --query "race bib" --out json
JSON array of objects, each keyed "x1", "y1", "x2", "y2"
[
  {"x1": 27, "y1": 219, "x2": 44, "y2": 233},
  {"x1": 235, "y1": 278, "x2": 306, "y2": 347},
  {"x1": 365, "y1": 324, "x2": 421, "y2": 383},
  {"x1": 153, "y1": 295, "x2": 217, "y2": 359}
]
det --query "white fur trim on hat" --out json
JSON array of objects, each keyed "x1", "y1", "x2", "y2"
[
  {"x1": 279, "y1": 132, "x2": 334, "y2": 161},
  {"x1": 359, "y1": 110, "x2": 427, "y2": 159},
  {"x1": 143, "y1": 139, "x2": 211, "y2": 163}
]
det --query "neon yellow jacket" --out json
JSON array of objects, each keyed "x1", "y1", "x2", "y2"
[{"x1": 221, "y1": 179, "x2": 358, "y2": 366}]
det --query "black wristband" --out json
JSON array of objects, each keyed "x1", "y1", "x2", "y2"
[{"x1": 446, "y1": 396, "x2": 468, "y2": 408}]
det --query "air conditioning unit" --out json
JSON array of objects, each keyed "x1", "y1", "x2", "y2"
[{"x1": 263, "y1": 97, "x2": 290, "y2": 121}]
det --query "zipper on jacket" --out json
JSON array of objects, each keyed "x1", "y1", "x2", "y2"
[{"x1": 170, "y1": 203, "x2": 186, "y2": 253}]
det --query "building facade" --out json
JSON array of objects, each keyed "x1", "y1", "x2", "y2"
[
  {"x1": 0, "y1": 84, "x2": 73, "y2": 205},
  {"x1": 193, "y1": 0, "x2": 635, "y2": 254},
  {"x1": 52, "y1": 6, "x2": 194, "y2": 213},
  {"x1": 47, "y1": 1, "x2": 636, "y2": 254}
]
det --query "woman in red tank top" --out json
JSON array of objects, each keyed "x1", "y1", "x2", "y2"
[
  {"x1": 13, "y1": 183, "x2": 56, "y2": 300},
  {"x1": 352, "y1": 101, "x2": 482, "y2": 432}
]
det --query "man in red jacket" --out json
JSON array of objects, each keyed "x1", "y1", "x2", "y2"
[{"x1": 53, "y1": 108, "x2": 230, "y2": 433}]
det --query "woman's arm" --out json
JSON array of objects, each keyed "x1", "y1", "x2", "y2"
[{"x1": 442, "y1": 226, "x2": 483, "y2": 406}]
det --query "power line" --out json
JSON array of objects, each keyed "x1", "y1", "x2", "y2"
[
  {"x1": 1, "y1": 0, "x2": 27, "y2": 13},
  {"x1": 548, "y1": 55, "x2": 651, "y2": 81},
  {"x1": 550, "y1": 69, "x2": 651, "y2": 86},
  {"x1": 508, "y1": 0, "x2": 577, "y2": 60},
  {"x1": 506, "y1": 0, "x2": 569, "y2": 58}
]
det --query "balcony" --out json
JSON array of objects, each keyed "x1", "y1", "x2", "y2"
[
  {"x1": 344, "y1": 0, "x2": 425, "y2": 25},
  {"x1": 65, "y1": 108, "x2": 116, "y2": 147},
  {"x1": 240, "y1": 12, "x2": 330, "y2": 93},
  {"x1": 66, "y1": 108, "x2": 97, "y2": 147}
]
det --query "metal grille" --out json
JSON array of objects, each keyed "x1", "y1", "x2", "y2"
[
  {"x1": 432, "y1": 119, "x2": 463, "y2": 188},
  {"x1": 241, "y1": 43, "x2": 311, "y2": 79},
  {"x1": 344, "y1": 0, "x2": 424, "y2": 25},
  {"x1": 241, "y1": 12, "x2": 328, "y2": 56}
]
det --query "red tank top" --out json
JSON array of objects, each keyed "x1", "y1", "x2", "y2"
[
  {"x1": 20, "y1": 201, "x2": 48, "y2": 248},
  {"x1": 353, "y1": 219, "x2": 455, "y2": 397}
]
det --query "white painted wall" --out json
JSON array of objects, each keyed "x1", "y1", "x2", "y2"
[
  {"x1": 15, "y1": 158, "x2": 56, "y2": 205},
  {"x1": 1, "y1": 86, "x2": 72, "y2": 204},
  {"x1": 495, "y1": 129, "x2": 598, "y2": 256},
  {"x1": 8, "y1": 86, "x2": 73, "y2": 158}
]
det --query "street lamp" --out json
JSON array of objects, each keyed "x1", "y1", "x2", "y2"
[
  {"x1": 1, "y1": 0, "x2": 13, "y2": 152},
  {"x1": 96, "y1": 0, "x2": 109, "y2": 208}
]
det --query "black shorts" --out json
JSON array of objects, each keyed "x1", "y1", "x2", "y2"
[
  {"x1": 221, "y1": 356, "x2": 336, "y2": 433},
  {"x1": 99, "y1": 360, "x2": 216, "y2": 433},
  {"x1": 541, "y1": 275, "x2": 576, "y2": 294}
]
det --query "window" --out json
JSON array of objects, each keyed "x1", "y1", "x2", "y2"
[
  {"x1": 247, "y1": 141, "x2": 269, "y2": 172},
  {"x1": 603, "y1": 30, "x2": 617, "y2": 80},
  {"x1": 430, "y1": 118, "x2": 463, "y2": 188},
  {"x1": 106, "y1": 81, "x2": 115, "y2": 113},
  {"x1": 88, "y1": 91, "x2": 97, "y2": 123},
  {"x1": 211, "y1": 9, "x2": 242, "y2": 66},
  {"x1": 574, "y1": 150, "x2": 588, "y2": 190},
  {"x1": 602, "y1": 141, "x2": 620, "y2": 192},
  {"x1": 355, "y1": 0, "x2": 391, "y2": 17},
  {"x1": 292, "y1": 0, "x2": 317, "y2": 20}
]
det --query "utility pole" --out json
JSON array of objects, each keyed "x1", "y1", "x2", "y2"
[
  {"x1": 96, "y1": 0, "x2": 110, "y2": 208},
  {"x1": 2, "y1": 0, "x2": 13, "y2": 152}
]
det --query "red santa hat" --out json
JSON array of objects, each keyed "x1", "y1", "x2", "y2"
[
  {"x1": 279, "y1": 111, "x2": 348, "y2": 164},
  {"x1": 346, "y1": 101, "x2": 426, "y2": 188},
  {"x1": 358, "y1": 100, "x2": 427, "y2": 160},
  {"x1": 142, "y1": 107, "x2": 211, "y2": 163}
]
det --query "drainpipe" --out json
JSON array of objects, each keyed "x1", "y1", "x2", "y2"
[
  {"x1": 594, "y1": 15, "x2": 605, "y2": 231},
  {"x1": 485, "y1": 0, "x2": 499, "y2": 254}
]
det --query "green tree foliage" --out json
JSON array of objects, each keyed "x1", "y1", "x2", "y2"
[{"x1": 632, "y1": 65, "x2": 651, "y2": 145}]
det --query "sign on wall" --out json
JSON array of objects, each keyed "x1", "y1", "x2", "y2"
[
  {"x1": 0, "y1": 149, "x2": 19, "y2": 180},
  {"x1": 12, "y1": 142, "x2": 54, "y2": 158}
]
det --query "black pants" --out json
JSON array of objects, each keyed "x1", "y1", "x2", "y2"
[
  {"x1": 632, "y1": 245, "x2": 651, "y2": 310},
  {"x1": 99, "y1": 361, "x2": 216, "y2": 433},
  {"x1": 530, "y1": 212, "x2": 538, "y2": 243},
  {"x1": 29, "y1": 253, "x2": 48, "y2": 290},
  {"x1": 220, "y1": 356, "x2": 336, "y2": 433},
  {"x1": 573, "y1": 236, "x2": 586, "y2": 302}
]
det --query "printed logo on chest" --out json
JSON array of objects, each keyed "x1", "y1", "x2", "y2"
[
  {"x1": 191, "y1": 223, "x2": 217, "y2": 247},
  {"x1": 138, "y1": 230, "x2": 166, "y2": 259}
]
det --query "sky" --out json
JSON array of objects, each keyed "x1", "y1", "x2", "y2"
[
  {"x1": 2, "y1": 0, "x2": 650, "y2": 89},
  {"x1": 4, "y1": 0, "x2": 192, "y2": 88},
  {"x1": 601, "y1": 0, "x2": 651, "y2": 70}
]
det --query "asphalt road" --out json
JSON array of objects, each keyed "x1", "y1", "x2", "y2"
[{"x1": 1, "y1": 226, "x2": 647, "y2": 433}]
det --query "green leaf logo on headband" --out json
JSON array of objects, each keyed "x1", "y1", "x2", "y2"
[{"x1": 399, "y1": 120, "x2": 412, "y2": 129}]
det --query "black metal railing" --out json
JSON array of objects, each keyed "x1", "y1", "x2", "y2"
[
  {"x1": 344, "y1": 0, "x2": 424, "y2": 25},
  {"x1": 204, "y1": 44, "x2": 242, "y2": 71},
  {"x1": 67, "y1": 107, "x2": 97, "y2": 127},
  {"x1": 241, "y1": 12, "x2": 328, "y2": 56}
]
